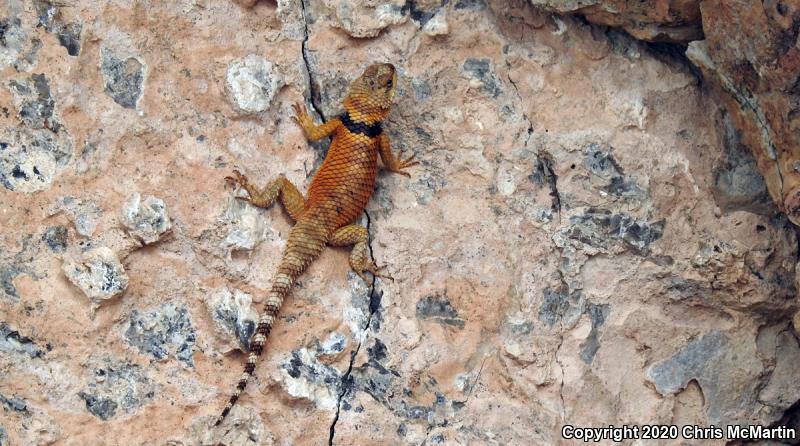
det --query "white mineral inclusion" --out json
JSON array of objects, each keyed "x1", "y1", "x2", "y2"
[
  {"x1": 121, "y1": 192, "x2": 171, "y2": 244},
  {"x1": 226, "y1": 54, "x2": 283, "y2": 113},
  {"x1": 496, "y1": 168, "x2": 517, "y2": 196},
  {"x1": 62, "y1": 245, "x2": 129, "y2": 303}
]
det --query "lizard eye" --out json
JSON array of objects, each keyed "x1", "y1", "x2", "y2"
[{"x1": 386, "y1": 79, "x2": 393, "y2": 88}]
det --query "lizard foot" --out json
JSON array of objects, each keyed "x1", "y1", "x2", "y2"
[
  {"x1": 225, "y1": 170, "x2": 260, "y2": 205},
  {"x1": 390, "y1": 153, "x2": 420, "y2": 177},
  {"x1": 356, "y1": 262, "x2": 394, "y2": 282},
  {"x1": 292, "y1": 102, "x2": 315, "y2": 137}
]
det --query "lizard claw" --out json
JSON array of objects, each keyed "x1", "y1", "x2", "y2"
[
  {"x1": 292, "y1": 101, "x2": 314, "y2": 135},
  {"x1": 389, "y1": 152, "x2": 419, "y2": 178},
  {"x1": 292, "y1": 101, "x2": 306, "y2": 116},
  {"x1": 368, "y1": 263, "x2": 395, "y2": 281},
  {"x1": 225, "y1": 170, "x2": 254, "y2": 203},
  {"x1": 400, "y1": 153, "x2": 419, "y2": 167},
  {"x1": 354, "y1": 262, "x2": 394, "y2": 283}
]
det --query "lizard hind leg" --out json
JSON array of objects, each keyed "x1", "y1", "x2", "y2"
[
  {"x1": 226, "y1": 170, "x2": 306, "y2": 221},
  {"x1": 329, "y1": 224, "x2": 392, "y2": 282}
]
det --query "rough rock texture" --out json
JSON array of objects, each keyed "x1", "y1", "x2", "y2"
[
  {"x1": 61, "y1": 244, "x2": 129, "y2": 305},
  {"x1": 529, "y1": 0, "x2": 703, "y2": 43},
  {"x1": 121, "y1": 193, "x2": 171, "y2": 245},
  {"x1": 532, "y1": 0, "x2": 800, "y2": 228},
  {"x1": 0, "y1": 0, "x2": 798, "y2": 445},
  {"x1": 688, "y1": 1, "x2": 800, "y2": 228}
]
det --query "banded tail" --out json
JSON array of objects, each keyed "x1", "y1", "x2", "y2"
[{"x1": 214, "y1": 226, "x2": 324, "y2": 426}]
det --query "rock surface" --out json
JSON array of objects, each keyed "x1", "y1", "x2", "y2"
[
  {"x1": 0, "y1": 0, "x2": 798, "y2": 445},
  {"x1": 532, "y1": 0, "x2": 800, "y2": 228},
  {"x1": 689, "y1": 1, "x2": 800, "y2": 227},
  {"x1": 121, "y1": 192, "x2": 171, "y2": 245},
  {"x1": 529, "y1": 0, "x2": 703, "y2": 43}
]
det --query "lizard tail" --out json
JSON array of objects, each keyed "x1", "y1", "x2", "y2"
[{"x1": 214, "y1": 226, "x2": 325, "y2": 426}]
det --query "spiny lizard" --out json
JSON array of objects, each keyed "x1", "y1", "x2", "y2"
[{"x1": 215, "y1": 63, "x2": 417, "y2": 426}]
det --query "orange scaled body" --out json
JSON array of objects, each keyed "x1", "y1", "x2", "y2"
[{"x1": 215, "y1": 63, "x2": 417, "y2": 425}]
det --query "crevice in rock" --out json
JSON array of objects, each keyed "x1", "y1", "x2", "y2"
[
  {"x1": 464, "y1": 354, "x2": 488, "y2": 405},
  {"x1": 298, "y1": 0, "x2": 326, "y2": 122},
  {"x1": 554, "y1": 332, "x2": 566, "y2": 421},
  {"x1": 328, "y1": 210, "x2": 381, "y2": 445},
  {"x1": 640, "y1": 39, "x2": 703, "y2": 82},
  {"x1": 552, "y1": 271, "x2": 569, "y2": 422},
  {"x1": 537, "y1": 150, "x2": 562, "y2": 223},
  {"x1": 734, "y1": 398, "x2": 800, "y2": 445},
  {"x1": 504, "y1": 70, "x2": 534, "y2": 150},
  {"x1": 696, "y1": 66, "x2": 784, "y2": 203}
]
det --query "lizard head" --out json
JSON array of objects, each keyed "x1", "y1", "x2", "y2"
[{"x1": 345, "y1": 63, "x2": 397, "y2": 118}]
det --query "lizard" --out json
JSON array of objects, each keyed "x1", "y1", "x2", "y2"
[{"x1": 215, "y1": 63, "x2": 417, "y2": 426}]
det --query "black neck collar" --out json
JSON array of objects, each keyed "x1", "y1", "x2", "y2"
[{"x1": 340, "y1": 111, "x2": 382, "y2": 138}]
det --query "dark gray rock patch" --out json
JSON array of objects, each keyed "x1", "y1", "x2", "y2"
[
  {"x1": 454, "y1": 0, "x2": 486, "y2": 10},
  {"x1": 647, "y1": 330, "x2": 728, "y2": 395},
  {"x1": 463, "y1": 58, "x2": 502, "y2": 98},
  {"x1": 538, "y1": 286, "x2": 582, "y2": 327},
  {"x1": 0, "y1": 322, "x2": 47, "y2": 358},
  {"x1": 0, "y1": 393, "x2": 28, "y2": 413},
  {"x1": 0, "y1": 265, "x2": 25, "y2": 300},
  {"x1": 566, "y1": 208, "x2": 665, "y2": 256},
  {"x1": 416, "y1": 294, "x2": 465, "y2": 329},
  {"x1": 580, "y1": 303, "x2": 610, "y2": 364},
  {"x1": 11, "y1": 73, "x2": 55, "y2": 129},
  {"x1": 79, "y1": 358, "x2": 156, "y2": 420},
  {"x1": 583, "y1": 144, "x2": 647, "y2": 200},
  {"x1": 208, "y1": 288, "x2": 258, "y2": 352},
  {"x1": 124, "y1": 303, "x2": 196, "y2": 366},
  {"x1": 711, "y1": 112, "x2": 773, "y2": 215},
  {"x1": 101, "y1": 51, "x2": 144, "y2": 109},
  {"x1": 34, "y1": 1, "x2": 82, "y2": 56},
  {"x1": 41, "y1": 226, "x2": 68, "y2": 253},
  {"x1": 402, "y1": 0, "x2": 445, "y2": 27},
  {"x1": 78, "y1": 392, "x2": 117, "y2": 420}
]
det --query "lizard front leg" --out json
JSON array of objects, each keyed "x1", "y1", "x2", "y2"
[
  {"x1": 226, "y1": 170, "x2": 306, "y2": 221},
  {"x1": 329, "y1": 224, "x2": 391, "y2": 282},
  {"x1": 378, "y1": 132, "x2": 419, "y2": 177},
  {"x1": 292, "y1": 102, "x2": 341, "y2": 141}
]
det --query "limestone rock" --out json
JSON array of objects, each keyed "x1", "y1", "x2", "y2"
[
  {"x1": 0, "y1": 0, "x2": 797, "y2": 444},
  {"x1": 121, "y1": 193, "x2": 171, "y2": 245},
  {"x1": 77, "y1": 357, "x2": 158, "y2": 421},
  {"x1": 205, "y1": 287, "x2": 259, "y2": 352},
  {"x1": 529, "y1": 0, "x2": 703, "y2": 43},
  {"x1": 1, "y1": 73, "x2": 72, "y2": 193},
  {"x1": 124, "y1": 303, "x2": 196, "y2": 367},
  {"x1": 62, "y1": 244, "x2": 129, "y2": 304},
  {"x1": 100, "y1": 49, "x2": 145, "y2": 110},
  {"x1": 47, "y1": 196, "x2": 102, "y2": 237},
  {"x1": 226, "y1": 54, "x2": 283, "y2": 114},
  {"x1": 326, "y1": 0, "x2": 408, "y2": 38},
  {"x1": 688, "y1": 1, "x2": 800, "y2": 226}
]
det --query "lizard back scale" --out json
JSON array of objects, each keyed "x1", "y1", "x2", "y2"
[{"x1": 215, "y1": 63, "x2": 418, "y2": 426}]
